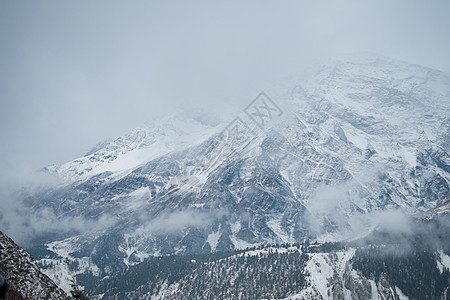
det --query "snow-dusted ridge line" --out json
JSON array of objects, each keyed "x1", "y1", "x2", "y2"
[{"x1": 52, "y1": 116, "x2": 223, "y2": 183}]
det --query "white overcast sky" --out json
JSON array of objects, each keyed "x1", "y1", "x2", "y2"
[{"x1": 1, "y1": 0, "x2": 450, "y2": 173}]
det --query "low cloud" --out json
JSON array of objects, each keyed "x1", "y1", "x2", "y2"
[
  {"x1": 0, "y1": 167, "x2": 116, "y2": 246},
  {"x1": 304, "y1": 169, "x2": 414, "y2": 241},
  {"x1": 137, "y1": 208, "x2": 228, "y2": 235}
]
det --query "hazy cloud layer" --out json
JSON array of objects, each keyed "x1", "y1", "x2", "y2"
[
  {"x1": 1, "y1": 0, "x2": 450, "y2": 171},
  {"x1": 1, "y1": 1, "x2": 450, "y2": 243}
]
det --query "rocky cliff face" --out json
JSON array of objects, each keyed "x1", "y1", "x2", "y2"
[{"x1": 0, "y1": 231, "x2": 69, "y2": 299}]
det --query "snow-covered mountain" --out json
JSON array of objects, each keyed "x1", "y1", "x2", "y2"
[{"x1": 17, "y1": 55, "x2": 449, "y2": 295}]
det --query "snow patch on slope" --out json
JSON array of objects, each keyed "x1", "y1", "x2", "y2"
[
  {"x1": 206, "y1": 231, "x2": 221, "y2": 252},
  {"x1": 39, "y1": 236, "x2": 101, "y2": 294},
  {"x1": 437, "y1": 249, "x2": 450, "y2": 273},
  {"x1": 289, "y1": 248, "x2": 356, "y2": 299}
]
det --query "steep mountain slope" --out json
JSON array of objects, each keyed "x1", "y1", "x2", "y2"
[
  {"x1": 16, "y1": 56, "x2": 450, "y2": 292},
  {"x1": 0, "y1": 231, "x2": 69, "y2": 299},
  {"x1": 279, "y1": 57, "x2": 449, "y2": 237}
]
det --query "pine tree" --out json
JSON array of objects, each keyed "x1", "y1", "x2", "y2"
[{"x1": 70, "y1": 278, "x2": 89, "y2": 300}]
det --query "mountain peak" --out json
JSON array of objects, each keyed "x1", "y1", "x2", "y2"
[{"x1": 53, "y1": 113, "x2": 223, "y2": 182}]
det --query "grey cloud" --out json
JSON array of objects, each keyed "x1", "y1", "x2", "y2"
[
  {"x1": 1, "y1": 0, "x2": 450, "y2": 244},
  {"x1": 1, "y1": 0, "x2": 450, "y2": 170},
  {"x1": 139, "y1": 208, "x2": 228, "y2": 235}
]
